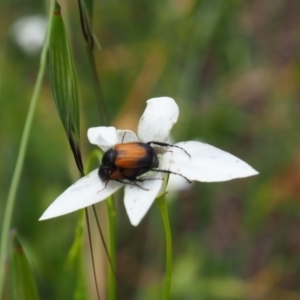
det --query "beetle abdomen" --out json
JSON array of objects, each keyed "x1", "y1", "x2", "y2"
[{"x1": 114, "y1": 142, "x2": 158, "y2": 169}]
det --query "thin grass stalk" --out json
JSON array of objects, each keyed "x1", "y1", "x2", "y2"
[
  {"x1": 77, "y1": 0, "x2": 109, "y2": 125},
  {"x1": 85, "y1": 208, "x2": 101, "y2": 299},
  {"x1": 0, "y1": 2, "x2": 55, "y2": 297},
  {"x1": 105, "y1": 196, "x2": 117, "y2": 300},
  {"x1": 156, "y1": 195, "x2": 172, "y2": 299}
]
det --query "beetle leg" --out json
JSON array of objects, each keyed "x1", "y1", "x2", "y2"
[
  {"x1": 117, "y1": 179, "x2": 149, "y2": 190},
  {"x1": 118, "y1": 177, "x2": 164, "y2": 190},
  {"x1": 121, "y1": 131, "x2": 127, "y2": 143},
  {"x1": 147, "y1": 141, "x2": 191, "y2": 158},
  {"x1": 153, "y1": 168, "x2": 192, "y2": 183}
]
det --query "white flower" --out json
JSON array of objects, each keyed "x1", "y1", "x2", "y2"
[
  {"x1": 40, "y1": 97, "x2": 258, "y2": 226},
  {"x1": 11, "y1": 15, "x2": 47, "y2": 55}
]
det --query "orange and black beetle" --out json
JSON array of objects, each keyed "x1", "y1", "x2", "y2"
[{"x1": 98, "y1": 141, "x2": 191, "y2": 186}]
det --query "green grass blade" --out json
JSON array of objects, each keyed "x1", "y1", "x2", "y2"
[
  {"x1": 49, "y1": 1, "x2": 84, "y2": 175},
  {"x1": 10, "y1": 232, "x2": 40, "y2": 300}
]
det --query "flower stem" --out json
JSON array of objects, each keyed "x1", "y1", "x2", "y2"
[
  {"x1": 105, "y1": 196, "x2": 117, "y2": 300},
  {"x1": 156, "y1": 195, "x2": 172, "y2": 300},
  {"x1": 0, "y1": 2, "x2": 55, "y2": 298}
]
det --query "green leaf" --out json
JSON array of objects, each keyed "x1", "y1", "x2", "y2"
[
  {"x1": 49, "y1": 1, "x2": 84, "y2": 175},
  {"x1": 10, "y1": 232, "x2": 40, "y2": 300}
]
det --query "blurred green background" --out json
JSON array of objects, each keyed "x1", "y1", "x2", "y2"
[{"x1": 1, "y1": 0, "x2": 300, "y2": 299}]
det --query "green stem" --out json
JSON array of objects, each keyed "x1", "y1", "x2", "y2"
[
  {"x1": 86, "y1": 48, "x2": 109, "y2": 125},
  {"x1": 156, "y1": 195, "x2": 172, "y2": 300},
  {"x1": 105, "y1": 196, "x2": 116, "y2": 300},
  {"x1": 0, "y1": 2, "x2": 55, "y2": 298}
]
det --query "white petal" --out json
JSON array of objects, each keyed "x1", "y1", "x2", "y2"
[
  {"x1": 123, "y1": 173, "x2": 165, "y2": 226},
  {"x1": 159, "y1": 141, "x2": 258, "y2": 182},
  {"x1": 39, "y1": 169, "x2": 123, "y2": 220},
  {"x1": 116, "y1": 130, "x2": 138, "y2": 143},
  {"x1": 138, "y1": 97, "x2": 179, "y2": 143},
  {"x1": 87, "y1": 127, "x2": 118, "y2": 151},
  {"x1": 11, "y1": 15, "x2": 47, "y2": 55}
]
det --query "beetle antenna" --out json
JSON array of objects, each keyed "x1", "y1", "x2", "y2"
[
  {"x1": 97, "y1": 179, "x2": 109, "y2": 193},
  {"x1": 147, "y1": 141, "x2": 191, "y2": 158}
]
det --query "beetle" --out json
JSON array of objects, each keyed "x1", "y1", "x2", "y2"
[{"x1": 98, "y1": 141, "x2": 191, "y2": 187}]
